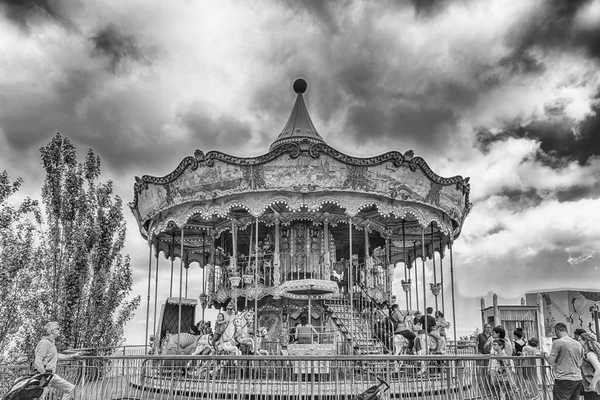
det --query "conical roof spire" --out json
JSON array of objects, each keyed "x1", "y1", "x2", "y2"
[{"x1": 269, "y1": 78, "x2": 325, "y2": 151}]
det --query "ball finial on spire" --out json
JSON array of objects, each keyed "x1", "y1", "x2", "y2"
[{"x1": 293, "y1": 78, "x2": 308, "y2": 94}]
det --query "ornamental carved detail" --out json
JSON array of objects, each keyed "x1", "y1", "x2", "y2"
[{"x1": 132, "y1": 143, "x2": 471, "y2": 212}]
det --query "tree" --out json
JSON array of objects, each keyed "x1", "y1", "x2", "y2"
[
  {"x1": 39, "y1": 133, "x2": 140, "y2": 352},
  {"x1": 0, "y1": 170, "x2": 45, "y2": 363},
  {"x1": 0, "y1": 134, "x2": 139, "y2": 362}
]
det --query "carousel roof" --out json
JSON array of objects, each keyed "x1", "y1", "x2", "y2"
[
  {"x1": 269, "y1": 78, "x2": 325, "y2": 151},
  {"x1": 130, "y1": 78, "x2": 472, "y2": 259}
]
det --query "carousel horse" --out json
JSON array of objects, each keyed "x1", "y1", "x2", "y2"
[
  {"x1": 414, "y1": 331, "x2": 444, "y2": 376},
  {"x1": 233, "y1": 312, "x2": 255, "y2": 354},
  {"x1": 186, "y1": 331, "x2": 214, "y2": 372},
  {"x1": 215, "y1": 316, "x2": 242, "y2": 356}
]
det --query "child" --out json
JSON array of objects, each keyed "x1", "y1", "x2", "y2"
[{"x1": 489, "y1": 338, "x2": 516, "y2": 400}]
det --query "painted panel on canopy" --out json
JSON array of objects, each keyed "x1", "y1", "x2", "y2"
[{"x1": 136, "y1": 153, "x2": 466, "y2": 224}]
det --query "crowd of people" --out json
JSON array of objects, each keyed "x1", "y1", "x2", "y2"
[
  {"x1": 373, "y1": 305, "x2": 451, "y2": 355},
  {"x1": 476, "y1": 323, "x2": 600, "y2": 400}
]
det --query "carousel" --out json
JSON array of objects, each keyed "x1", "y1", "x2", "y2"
[{"x1": 128, "y1": 78, "x2": 472, "y2": 395}]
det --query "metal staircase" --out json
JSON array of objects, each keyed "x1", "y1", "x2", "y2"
[{"x1": 324, "y1": 294, "x2": 388, "y2": 355}]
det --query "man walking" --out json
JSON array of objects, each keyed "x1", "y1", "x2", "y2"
[
  {"x1": 544, "y1": 322, "x2": 584, "y2": 400},
  {"x1": 33, "y1": 321, "x2": 81, "y2": 400}
]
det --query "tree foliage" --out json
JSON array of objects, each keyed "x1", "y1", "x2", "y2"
[
  {"x1": 0, "y1": 171, "x2": 44, "y2": 362},
  {"x1": 0, "y1": 133, "x2": 140, "y2": 362}
]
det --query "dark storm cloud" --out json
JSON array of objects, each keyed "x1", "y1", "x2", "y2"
[
  {"x1": 498, "y1": 188, "x2": 544, "y2": 208},
  {"x1": 556, "y1": 184, "x2": 600, "y2": 203},
  {"x1": 389, "y1": 103, "x2": 456, "y2": 139},
  {"x1": 278, "y1": 0, "x2": 342, "y2": 33},
  {"x1": 508, "y1": 0, "x2": 600, "y2": 60},
  {"x1": 410, "y1": 0, "x2": 445, "y2": 17},
  {"x1": 178, "y1": 106, "x2": 253, "y2": 153},
  {"x1": 497, "y1": 49, "x2": 546, "y2": 76},
  {"x1": 483, "y1": 224, "x2": 505, "y2": 237},
  {"x1": 0, "y1": 0, "x2": 67, "y2": 29},
  {"x1": 0, "y1": 69, "x2": 94, "y2": 152},
  {"x1": 91, "y1": 24, "x2": 147, "y2": 73},
  {"x1": 475, "y1": 98, "x2": 600, "y2": 166}
]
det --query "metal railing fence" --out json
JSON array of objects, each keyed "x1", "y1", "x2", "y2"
[{"x1": 0, "y1": 354, "x2": 553, "y2": 400}]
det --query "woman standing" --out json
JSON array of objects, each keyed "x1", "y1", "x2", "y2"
[{"x1": 578, "y1": 333, "x2": 600, "y2": 400}]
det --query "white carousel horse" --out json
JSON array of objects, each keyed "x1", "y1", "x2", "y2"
[
  {"x1": 215, "y1": 316, "x2": 242, "y2": 356},
  {"x1": 393, "y1": 334, "x2": 410, "y2": 356},
  {"x1": 414, "y1": 331, "x2": 444, "y2": 376},
  {"x1": 186, "y1": 333, "x2": 214, "y2": 372},
  {"x1": 233, "y1": 311, "x2": 255, "y2": 354}
]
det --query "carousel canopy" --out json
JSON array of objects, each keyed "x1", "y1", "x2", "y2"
[{"x1": 130, "y1": 78, "x2": 472, "y2": 264}]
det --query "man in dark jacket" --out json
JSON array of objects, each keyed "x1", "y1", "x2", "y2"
[{"x1": 477, "y1": 324, "x2": 493, "y2": 354}]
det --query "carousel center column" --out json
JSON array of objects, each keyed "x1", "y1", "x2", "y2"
[
  {"x1": 273, "y1": 214, "x2": 281, "y2": 285},
  {"x1": 323, "y1": 214, "x2": 331, "y2": 278}
]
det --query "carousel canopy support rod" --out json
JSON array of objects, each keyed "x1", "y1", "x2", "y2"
[
  {"x1": 440, "y1": 238, "x2": 445, "y2": 316},
  {"x1": 349, "y1": 217, "x2": 354, "y2": 349},
  {"x1": 403, "y1": 220, "x2": 409, "y2": 314},
  {"x1": 169, "y1": 233, "x2": 175, "y2": 297},
  {"x1": 255, "y1": 216, "x2": 259, "y2": 335},
  {"x1": 177, "y1": 229, "x2": 184, "y2": 345},
  {"x1": 431, "y1": 225, "x2": 439, "y2": 312},
  {"x1": 421, "y1": 227, "x2": 428, "y2": 355},
  {"x1": 153, "y1": 237, "x2": 160, "y2": 346},
  {"x1": 414, "y1": 242, "x2": 419, "y2": 313},
  {"x1": 144, "y1": 237, "x2": 153, "y2": 355},
  {"x1": 449, "y1": 236, "x2": 458, "y2": 355},
  {"x1": 185, "y1": 254, "x2": 189, "y2": 298}
]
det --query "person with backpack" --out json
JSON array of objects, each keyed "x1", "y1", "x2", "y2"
[{"x1": 33, "y1": 321, "x2": 81, "y2": 400}]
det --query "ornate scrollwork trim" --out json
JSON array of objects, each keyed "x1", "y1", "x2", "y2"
[{"x1": 131, "y1": 143, "x2": 471, "y2": 212}]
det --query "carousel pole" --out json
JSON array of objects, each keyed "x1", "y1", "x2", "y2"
[
  {"x1": 144, "y1": 236, "x2": 153, "y2": 355},
  {"x1": 153, "y1": 236, "x2": 160, "y2": 343},
  {"x1": 233, "y1": 220, "x2": 238, "y2": 312},
  {"x1": 185, "y1": 255, "x2": 189, "y2": 298},
  {"x1": 403, "y1": 221, "x2": 409, "y2": 314},
  {"x1": 349, "y1": 218, "x2": 354, "y2": 348},
  {"x1": 202, "y1": 231, "x2": 206, "y2": 320},
  {"x1": 385, "y1": 231, "x2": 390, "y2": 302},
  {"x1": 274, "y1": 217, "x2": 280, "y2": 285},
  {"x1": 421, "y1": 227, "x2": 428, "y2": 355},
  {"x1": 255, "y1": 216, "x2": 259, "y2": 336},
  {"x1": 177, "y1": 229, "x2": 184, "y2": 347},
  {"x1": 414, "y1": 242, "x2": 419, "y2": 312},
  {"x1": 246, "y1": 224, "x2": 253, "y2": 309},
  {"x1": 408, "y1": 262, "x2": 413, "y2": 311},
  {"x1": 170, "y1": 233, "x2": 175, "y2": 297},
  {"x1": 440, "y1": 238, "x2": 445, "y2": 315},
  {"x1": 323, "y1": 217, "x2": 330, "y2": 278},
  {"x1": 450, "y1": 235, "x2": 458, "y2": 354},
  {"x1": 431, "y1": 225, "x2": 439, "y2": 312}
]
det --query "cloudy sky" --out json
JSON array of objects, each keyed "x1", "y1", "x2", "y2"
[{"x1": 1, "y1": 0, "x2": 600, "y2": 343}]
